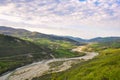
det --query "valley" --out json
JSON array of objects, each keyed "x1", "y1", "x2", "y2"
[
  {"x1": 0, "y1": 26, "x2": 120, "y2": 80},
  {"x1": 0, "y1": 46, "x2": 98, "y2": 80},
  {"x1": 0, "y1": 0, "x2": 120, "y2": 79}
]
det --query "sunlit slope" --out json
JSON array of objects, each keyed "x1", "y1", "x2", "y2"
[
  {"x1": 26, "y1": 38, "x2": 85, "y2": 58},
  {"x1": 0, "y1": 34, "x2": 52, "y2": 75},
  {"x1": 35, "y1": 41, "x2": 120, "y2": 80},
  {"x1": 0, "y1": 26, "x2": 78, "y2": 44},
  {"x1": 0, "y1": 34, "x2": 84, "y2": 75}
]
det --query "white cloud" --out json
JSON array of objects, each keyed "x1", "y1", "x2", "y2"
[{"x1": 0, "y1": 0, "x2": 120, "y2": 38}]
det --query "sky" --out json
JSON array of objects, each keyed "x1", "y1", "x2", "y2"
[{"x1": 0, "y1": 0, "x2": 120, "y2": 39}]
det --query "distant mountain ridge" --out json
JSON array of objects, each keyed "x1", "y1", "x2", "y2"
[
  {"x1": 64, "y1": 36, "x2": 88, "y2": 42},
  {"x1": 63, "y1": 36, "x2": 120, "y2": 43},
  {"x1": 88, "y1": 37, "x2": 120, "y2": 42},
  {"x1": 0, "y1": 26, "x2": 120, "y2": 43},
  {"x1": 0, "y1": 26, "x2": 79, "y2": 44}
]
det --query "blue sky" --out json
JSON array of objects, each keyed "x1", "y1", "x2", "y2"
[{"x1": 0, "y1": 0, "x2": 120, "y2": 39}]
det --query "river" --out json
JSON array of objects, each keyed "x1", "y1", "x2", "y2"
[{"x1": 0, "y1": 47, "x2": 98, "y2": 80}]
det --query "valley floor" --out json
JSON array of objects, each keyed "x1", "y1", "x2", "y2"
[{"x1": 0, "y1": 46, "x2": 98, "y2": 80}]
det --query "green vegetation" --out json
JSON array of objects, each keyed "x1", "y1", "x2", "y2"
[
  {"x1": 0, "y1": 56, "x2": 33, "y2": 75},
  {"x1": 0, "y1": 34, "x2": 83, "y2": 75},
  {"x1": 53, "y1": 49, "x2": 85, "y2": 58},
  {"x1": 1, "y1": 26, "x2": 120, "y2": 79},
  {"x1": 48, "y1": 61, "x2": 64, "y2": 69},
  {"x1": 0, "y1": 34, "x2": 52, "y2": 57},
  {"x1": 24, "y1": 38, "x2": 85, "y2": 58},
  {"x1": 0, "y1": 34, "x2": 52, "y2": 75},
  {"x1": 0, "y1": 26, "x2": 78, "y2": 44},
  {"x1": 88, "y1": 40, "x2": 120, "y2": 52},
  {"x1": 33, "y1": 41, "x2": 120, "y2": 80}
]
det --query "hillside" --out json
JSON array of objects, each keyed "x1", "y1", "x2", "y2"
[
  {"x1": 0, "y1": 34, "x2": 52, "y2": 57},
  {"x1": 0, "y1": 34, "x2": 53, "y2": 75},
  {"x1": 0, "y1": 26, "x2": 120, "y2": 79},
  {"x1": 0, "y1": 26, "x2": 86, "y2": 58},
  {"x1": 64, "y1": 36, "x2": 87, "y2": 43},
  {"x1": 0, "y1": 34, "x2": 84, "y2": 75},
  {"x1": 33, "y1": 41, "x2": 120, "y2": 80},
  {"x1": 0, "y1": 26, "x2": 120, "y2": 44},
  {"x1": 0, "y1": 26, "x2": 78, "y2": 44}
]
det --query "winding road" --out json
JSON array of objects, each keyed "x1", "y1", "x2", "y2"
[{"x1": 0, "y1": 46, "x2": 98, "y2": 80}]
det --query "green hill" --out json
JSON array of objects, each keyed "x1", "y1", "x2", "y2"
[
  {"x1": 0, "y1": 34, "x2": 52, "y2": 75},
  {"x1": 0, "y1": 26, "x2": 78, "y2": 44},
  {"x1": 0, "y1": 34, "x2": 83, "y2": 75},
  {"x1": 0, "y1": 34, "x2": 52, "y2": 57},
  {"x1": 0, "y1": 26, "x2": 85, "y2": 58},
  {"x1": 86, "y1": 40, "x2": 120, "y2": 52}
]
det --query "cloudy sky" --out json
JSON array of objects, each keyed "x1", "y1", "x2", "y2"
[{"x1": 0, "y1": 0, "x2": 120, "y2": 39}]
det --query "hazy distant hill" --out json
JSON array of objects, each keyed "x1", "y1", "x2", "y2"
[
  {"x1": 64, "y1": 36, "x2": 120, "y2": 43},
  {"x1": 0, "y1": 26, "x2": 120, "y2": 43},
  {"x1": 0, "y1": 26, "x2": 78, "y2": 44},
  {"x1": 88, "y1": 37, "x2": 120, "y2": 42},
  {"x1": 64, "y1": 36, "x2": 88, "y2": 42}
]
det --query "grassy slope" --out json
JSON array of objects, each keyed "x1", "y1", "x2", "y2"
[
  {"x1": 0, "y1": 26, "x2": 79, "y2": 44},
  {"x1": 24, "y1": 38, "x2": 85, "y2": 58},
  {"x1": 0, "y1": 34, "x2": 84, "y2": 75},
  {"x1": 0, "y1": 34, "x2": 52, "y2": 57},
  {"x1": 0, "y1": 34, "x2": 52, "y2": 75},
  {"x1": 53, "y1": 49, "x2": 120, "y2": 80},
  {"x1": 33, "y1": 41, "x2": 120, "y2": 80},
  {"x1": 87, "y1": 41, "x2": 120, "y2": 52}
]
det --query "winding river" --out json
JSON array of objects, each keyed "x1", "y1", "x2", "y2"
[{"x1": 0, "y1": 46, "x2": 98, "y2": 80}]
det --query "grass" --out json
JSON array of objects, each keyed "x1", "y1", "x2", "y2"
[
  {"x1": 32, "y1": 41, "x2": 120, "y2": 80},
  {"x1": 24, "y1": 38, "x2": 85, "y2": 58},
  {"x1": 0, "y1": 34, "x2": 84, "y2": 75},
  {"x1": 52, "y1": 49, "x2": 86, "y2": 58},
  {"x1": 0, "y1": 59, "x2": 31, "y2": 75},
  {"x1": 48, "y1": 61, "x2": 65, "y2": 69},
  {"x1": 86, "y1": 41, "x2": 120, "y2": 52},
  {"x1": 0, "y1": 52, "x2": 53, "y2": 75},
  {"x1": 0, "y1": 34, "x2": 52, "y2": 75}
]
